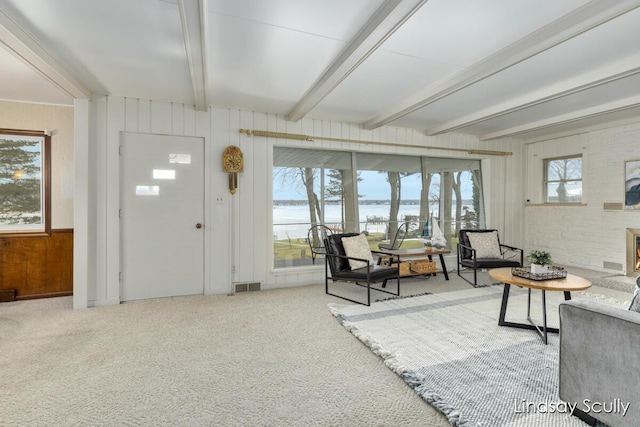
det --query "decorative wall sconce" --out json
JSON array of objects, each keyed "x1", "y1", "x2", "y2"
[{"x1": 222, "y1": 145, "x2": 243, "y2": 194}]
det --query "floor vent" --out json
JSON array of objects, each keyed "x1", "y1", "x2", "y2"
[
  {"x1": 0, "y1": 289, "x2": 17, "y2": 303},
  {"x1": 234, "y1": 282, "x2": 261, "y2": 293}
]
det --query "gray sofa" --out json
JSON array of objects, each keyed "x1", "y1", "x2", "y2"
[{"x1": 559, "y1": 299, "x2": 640, "y2": 427}]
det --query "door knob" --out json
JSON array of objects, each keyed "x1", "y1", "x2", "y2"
[{"x1": 196, "y1": 223, "x2": 203, "y2": 229}]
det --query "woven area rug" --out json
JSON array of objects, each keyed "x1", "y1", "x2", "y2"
[{"x1": 329, "y1": 286, "x2": 622, "y2": 427}]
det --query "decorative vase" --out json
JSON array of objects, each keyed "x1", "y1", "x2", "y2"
[{"x1": 531, "y1": 263, "x2": 549, "y2": 274}]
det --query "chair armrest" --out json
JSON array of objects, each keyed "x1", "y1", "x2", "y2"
[
  {"x1": 499, "y1": 243, "x2": 521, "y2": 251},
  {"x1": 325, "y1": 252, "x2": 370, "y2": 264},
  {"x1": 498, "y1": 244, "x2": 523, "y2": 265},
  {"x1": 325, "y1": 252, "x2": 377, "y2": 271},
  {"x1": 559, "y1": 300, "x2": 640, "y2": 426},
  {"x1": 371, "y1": 250, "x2": 400, "y2": 264},
  {"x1": 457, "y1": 242, "x2": 477, "y2": 262}
]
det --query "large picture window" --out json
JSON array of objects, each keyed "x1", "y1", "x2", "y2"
[
  {"x1": 273, "y1": 147, "x2": 484, "y2": 268},
  {"x1": 544, "y1": 155, "x2": 582, "y2": 203},
  {"x1": 0, "y1": 129, "x2": 51, "y2": 236}
]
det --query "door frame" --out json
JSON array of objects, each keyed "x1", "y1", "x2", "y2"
[{"x1": 118, "y1": 131, "x2": 211, "y2": 302}]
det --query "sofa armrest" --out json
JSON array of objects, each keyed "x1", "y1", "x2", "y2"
[{"x1": 559, "y1": 300, "x2": 640, "y2": 427}]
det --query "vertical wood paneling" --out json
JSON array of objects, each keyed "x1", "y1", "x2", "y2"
[
  {"x1": 73, "y1": 99, "x2": 90, "y2": 308},
  {"x1": 265, "y1": 113, "x2": 278, "y2": 274},
  {"x1": 0, "y1": 230, "x2": 73, "y2": 298},
  {"x1": 88, "y1": 100, "x2": 526, "y2": 304},
  {"x1": 228, "y1": 110, "x2": 241, "y2": 284},
  {"x1": 252, "y1": 112, "x2": 268, "y2": 283},
  {"x1": 92, "y1": 96, "x2": 108, "y2": 303},
  {"x1": 184, "y1": 105, "x2": 196, "y2": 137},
  {"x1": 238, "y1": 110, "x2": 255, "y2": 283},
  {"x1": 124, "y1": 98, "x2": 138, "y2": 132},
  {"x1": 172, "y1": 103, "x2": 184, "y2": 135},
  {"x1": 210, "y1": 107, "x2": 232, "y2": 294},
  {"x1": 138, "y1": 99, "x2": 152, "y2": 133},
  {"x1": 106, "y1": 96, "x2": 125, "y2": 303},
  {"x1": 151, "y1": 101, "x2": 172, "y2": 135},
  {"x1": 193, "y1": 108, "x2": 212, "y2": 295}
]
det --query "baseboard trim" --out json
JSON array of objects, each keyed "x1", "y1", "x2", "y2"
[{"x1": 16, "y1": 291, "x2": 72, "y2": 301}]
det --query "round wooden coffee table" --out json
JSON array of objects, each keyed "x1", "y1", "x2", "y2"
[{"x1": 488, "y1": 267, "x2": 592, "y2": 344}]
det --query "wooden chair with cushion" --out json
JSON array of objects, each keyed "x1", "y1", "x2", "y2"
[
  {"x1": 324, "y1": 232, "x2": 400, "y2": 306},
  {"x1": 456, "y1": 229, "x2": 523, "y2": 287}
]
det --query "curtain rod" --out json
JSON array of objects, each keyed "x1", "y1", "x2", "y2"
[{"x1": 239, "y1": 129, "x2": 512, "y2": 156}]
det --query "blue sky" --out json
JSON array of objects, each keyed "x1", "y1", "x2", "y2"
[{"x1": 273, "y1": 169, "x2": 456, "y2": 200}]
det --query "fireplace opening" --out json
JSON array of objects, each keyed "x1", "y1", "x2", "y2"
[
  {"x1": 626, "y1": 228, "x2": 640, "y2": 276},
  {"x1": 636, "y1": 235, "x2": 640, "y2": 271}
]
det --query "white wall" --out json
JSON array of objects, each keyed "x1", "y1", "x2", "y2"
[
  {"x1": 84, "y1": 96, "x2": 524, "y2": 306},
  {"x1": 524, "y1": 121, "x2": 640, "y2": 272}
]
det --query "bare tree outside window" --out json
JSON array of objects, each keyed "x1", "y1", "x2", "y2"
[
  {"x1": 273, "y1": 147, "x2": 484, "y2": 268},
  {"x1": 544, "y1": 155, "x2": 582, "y2": 203},
  {"x1": 0, "y1": 129, "x2": 51, "y2": 236}
]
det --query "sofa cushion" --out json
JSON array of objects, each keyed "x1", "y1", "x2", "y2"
[
  {"x1": 342, "y1": 233, "x2": 374, "y2": 270},
  {"x1": 466, "y1": 231, "x2": 502, "y2": 258},
  {"x1": 629, "y1": 277, "x2": 640, "y2": 312}
]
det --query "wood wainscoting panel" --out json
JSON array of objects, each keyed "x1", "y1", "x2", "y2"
[{"x1": 0, "y1": 229, "x2": 73, "y2": 299}]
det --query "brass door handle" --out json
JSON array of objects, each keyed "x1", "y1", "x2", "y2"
[{"x1": 196, "y1": 223, "x2": 203, "y2": 229}]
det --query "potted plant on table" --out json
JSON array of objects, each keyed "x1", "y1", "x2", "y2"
[{"x1": 528, "y1": 250, "x2": 552, "y2": 274}]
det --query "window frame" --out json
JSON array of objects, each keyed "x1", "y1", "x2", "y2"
[
  {"x1": 272, "y1": 146, "x2": 485, "y2": 269},
  {"x1": 543, "y1": 154, "x2": 583, "y2": 204},
  {"x1": 0, "y1": 128, "x2": 52, "y2": 237}
]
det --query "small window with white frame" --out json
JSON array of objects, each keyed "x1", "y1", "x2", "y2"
[{"x1": 544, "y1": 155, "x2": 582, "y2": 203}]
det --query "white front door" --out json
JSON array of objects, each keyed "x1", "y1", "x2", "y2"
[{"x1": 120, "y1": 132, "x2": 205, "y2": 301}]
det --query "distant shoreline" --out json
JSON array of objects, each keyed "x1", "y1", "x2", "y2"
[{"x1": 274, "y1": 199, "x2": 474, "y2": 206}]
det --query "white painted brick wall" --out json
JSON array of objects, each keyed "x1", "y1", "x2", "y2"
[{"x1": 525, "y1": 121, "x2": 640, "y2": 273}]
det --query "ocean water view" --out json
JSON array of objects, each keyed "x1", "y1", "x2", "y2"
[{"x1": 273, "y1": 202, "x2": 472, "y2": 240}]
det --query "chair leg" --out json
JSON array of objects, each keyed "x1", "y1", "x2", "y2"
[
  {"x1": 325, "y1": 258, "x2": 329, "y2": 295},
  {"x1": 457, "y1": 266, "x2": 479, "y2": 288}
]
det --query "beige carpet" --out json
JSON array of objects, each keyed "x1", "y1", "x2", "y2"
[{"x1": 0, "y1": 267, "x2": 630, "y2": 426}]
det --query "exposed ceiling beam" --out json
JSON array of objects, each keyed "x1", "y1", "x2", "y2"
[
  {"x1": 361, "y1": 0, "x2": 640, "y2": 130},
  {"x1": 178, "y1": 0, "x2": 209, "y2": 111},
  {"x1": 523, "y1": 114, "x2": 640, "y2": 143},
  {"x1": 286, "y1": 0, "x2": 428, "y2": 122},
  {"x1": 425, "y1": 54, "x2": 640, "y2": 136},
  {"x1": 480, "y1": 94, "x2": 640, "y2": 140},
  {"x1": 0, "y1": 8, "x2": 92, "y2": 99}
]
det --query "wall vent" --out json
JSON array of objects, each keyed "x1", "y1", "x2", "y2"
[
  {"x1": 234, "y1": 282, "x2": 261, "y2": 293},
  {"x1": 0, "y1": 289, "x2": 16, "y2": 303},
  {"x1": 603, "y1": 261, "x2": 624, "y2": 271},
  {"x1": 603, "y1": 202, "x2": 623, "y2": 211}
]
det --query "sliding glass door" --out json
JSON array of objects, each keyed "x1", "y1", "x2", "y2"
[
  {"x1": 273, "y1": 147, "x2": 353, "y2": 267},
  {"x1": 273, "y1": 147, "x2": 485, "y2": 268}
]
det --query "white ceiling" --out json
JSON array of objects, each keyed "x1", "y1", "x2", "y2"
[{"x1": 1, "y1": 0, "x2": 640, "y2": 141}]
